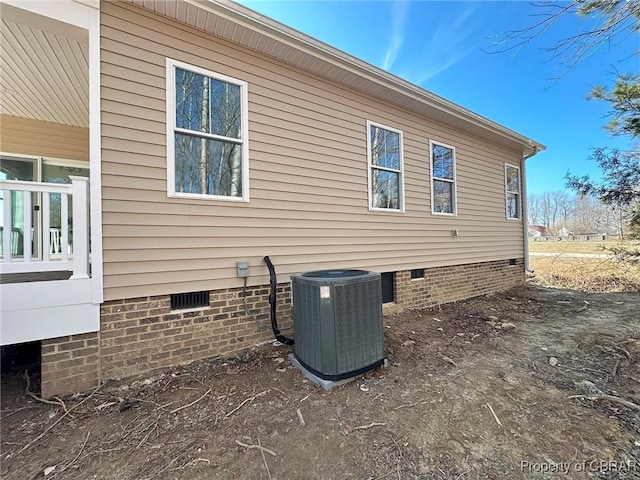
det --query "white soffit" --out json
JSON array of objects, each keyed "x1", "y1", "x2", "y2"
[
  {"x1": 0, "y1": 3, "x2": 89, "y2": 128},
  {"x1": 128, "y1": 0, "x2": 544, "y2": 154}
]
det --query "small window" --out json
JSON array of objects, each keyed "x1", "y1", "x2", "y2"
[
  {"x1": 410, "y1": 268, "x2": 425, "y2": 279},
  {"x1": 505, "y1": 164, "x2": 521, "y2": 219},
  {"x1": 430, "y1": 141, "x2": 457, "y2": 215},
  {"x1": 171, "y1": 291, "x2": 209, "y2": 310},
  {"x1": 166, "y1": 59, "x2": 249, "y2": 201},
  {"x1": 367, "y1": 121, "x2": 404, "y2": 212}
]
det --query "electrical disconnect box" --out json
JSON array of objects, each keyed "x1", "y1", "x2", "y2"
[{"x1": 236, "y1": 261, "x2": 249, "y2": 278}]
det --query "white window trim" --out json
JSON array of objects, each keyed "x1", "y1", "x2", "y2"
[
  {"x1": 505, "y1": 163, "x2": 522, "y2": 221},
  {"x1": 429, "y1": 140, "x2": 457, "y2": 216},
  {"x1": 166, "y1": 58, "x2": 250, "y2": 202},
  {"x1": 366, "y1": 120, "x2": 405, "y2": 213}
]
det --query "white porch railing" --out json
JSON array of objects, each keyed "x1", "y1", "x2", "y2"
[{"x1": 0, "y1": 176, "x2": 89, "y2": 278}]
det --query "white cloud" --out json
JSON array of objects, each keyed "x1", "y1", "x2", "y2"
[
  {"x1": 382, "y1": 0, "x2": 409, "y2": 71},
  {"x1": 396, "y1": 3, "x2": 480, "y2": 84},
  {"x1": 412, "y1": 47, "x2": 476, "y2": 84}
]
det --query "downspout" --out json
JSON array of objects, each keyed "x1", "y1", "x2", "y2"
[{"x1": 522, "y1": 145, "x2": 540, "y2": 272}]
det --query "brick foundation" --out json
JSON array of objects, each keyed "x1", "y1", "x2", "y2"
[
  {"x1": 40, "y1": 259, "x2": 523, "y2": 397},
  {"x1": 41, "y1": 283, "x2": 291, "y2": 398},
  {"x1": 98, "y1": 283, "x2": 292, "y2": 381},
  {"x1": 394, "y1": 258, "x2": 525, "y2": 309},
  {"x1": 41, "y1": 332, "x2": 100, "y2": 398}
]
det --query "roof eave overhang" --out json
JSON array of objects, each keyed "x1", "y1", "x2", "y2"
[{"x1": 129, "y1": 0, "x2": 546, "y2": 156}]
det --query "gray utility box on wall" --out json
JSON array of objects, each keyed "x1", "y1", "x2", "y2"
[{"x1": 291, "y1": 269, "x2": 384, "y2": 381}]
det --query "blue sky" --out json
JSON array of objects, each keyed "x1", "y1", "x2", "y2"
[{"x1": 239, "y1": 0, "x2": 637, "y2": 196}]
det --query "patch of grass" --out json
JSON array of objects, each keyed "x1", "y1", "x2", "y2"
[
  {"x1": 527, "y1": 240, "x2": 629, "y2": 254},
  {"x1": 529, "y1": 256, "x2": 640, "y2": 292}
]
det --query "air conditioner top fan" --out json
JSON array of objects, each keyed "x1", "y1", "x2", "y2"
[{"x1": 291, "y1": 269, "x2": 384, "y2": 381}]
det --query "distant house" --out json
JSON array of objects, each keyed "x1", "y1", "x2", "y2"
[
  {"x1": 0, "y1": 0, "x2": 544, "y2": 397},
  {"x1": 558, "y1": 227, "x2": 575, "y2": 237},
  {"x1": 528, "y1": 225, "x2": 551, "y2": 237}
]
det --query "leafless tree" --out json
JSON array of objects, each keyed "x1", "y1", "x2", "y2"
[
  {"x1": 529, "y1": 189, "x2": 633, "y2": 235},
  {"x1": 489, "y1": 0, "x2": 639, "y2": 79},
  {"x1": 527, "y1": 193, "x2": 541, "y2": 225}
]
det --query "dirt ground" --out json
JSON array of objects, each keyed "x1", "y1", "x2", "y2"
[{"x1": 1, "y1": 285, "x2": 639, "y2": 480}]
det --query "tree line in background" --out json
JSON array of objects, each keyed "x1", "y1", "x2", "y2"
[{"x1": 527, "y1": 191, "x2": 636, "y2": 238}]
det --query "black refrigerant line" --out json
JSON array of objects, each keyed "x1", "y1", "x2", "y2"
[{"x1": 263, "y1": 256, "x2": 294, "y2": 346}]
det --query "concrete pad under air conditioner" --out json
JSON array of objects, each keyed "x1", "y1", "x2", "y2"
[{"x1": 288, "y1": 353, "x2": 366, "y2": 390}]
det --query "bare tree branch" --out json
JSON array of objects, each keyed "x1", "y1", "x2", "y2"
[{"x1": 486, "y1": 0, "x2": 640, "y2": 80}]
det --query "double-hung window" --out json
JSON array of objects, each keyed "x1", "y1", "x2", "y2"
[
  {"x1": 166, "y1": 59, "x2": 249, "y2": 201},
  {"x1": 505, "y1": 163, "x2": 521, "y2": 219},
  {"x1": 430, "y1": 141, "x2": 456, "y2": 215},
  {"x1": 367, "y1": 121, "x2": 404, "y2": 212}
]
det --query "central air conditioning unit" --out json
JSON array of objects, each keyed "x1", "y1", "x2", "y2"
[{"x1": 291, "y1": 269, "x2": 384, "y2": 381}]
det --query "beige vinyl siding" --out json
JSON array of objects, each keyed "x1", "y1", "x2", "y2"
[
  {"x1": 101, "y1": 1, "x2": 525, "y2": 300},
  {"x1": 0, "y1": 114, "x2": 89, "y2": 161}
]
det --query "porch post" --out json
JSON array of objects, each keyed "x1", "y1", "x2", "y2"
[
  {"x1": 2, "y1": 191, "x2": 11, "y2": 262},
  {"x1": 70, "y1": 176, "x2": 89, "y2": 279}
]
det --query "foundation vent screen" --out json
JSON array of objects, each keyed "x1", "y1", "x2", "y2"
[{"x1": 170, "y1": 291, "x2": 209, "y2": 310}]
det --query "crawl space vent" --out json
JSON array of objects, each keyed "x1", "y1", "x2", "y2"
[{"x1": 170, "y1": 291, "x2": 209, "y2": 310}]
